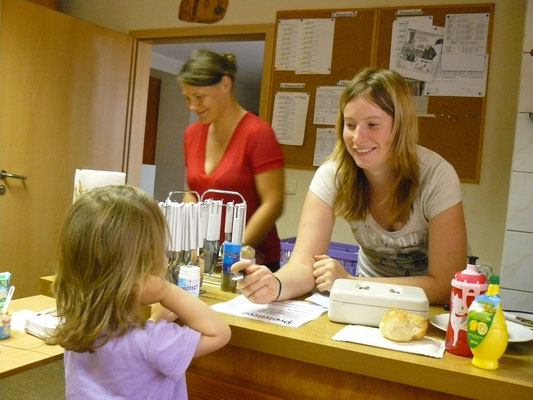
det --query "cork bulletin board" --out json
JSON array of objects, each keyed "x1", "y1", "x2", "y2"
[{"x1": 268, "y1": 4, "x2": 494, "y2": 183}]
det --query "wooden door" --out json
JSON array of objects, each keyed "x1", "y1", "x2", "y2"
[{"x1": 0, "y1": 0, "x2": 151, "y2": 298}]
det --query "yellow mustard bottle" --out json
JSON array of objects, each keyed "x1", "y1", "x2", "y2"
[{"x1": 466, "y1": 274, "x2": 508, "y2": 370}]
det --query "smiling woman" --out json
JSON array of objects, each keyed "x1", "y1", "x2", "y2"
[
  {"x1": 234, "y1": 67, "x2": 467, "y2": 306},
  {"x1": 177, "y1": 49, "x2": 285, "y2": 272}
]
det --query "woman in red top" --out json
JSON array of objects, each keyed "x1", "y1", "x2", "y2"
[{"x1": 178, "y1": 49, "x2": 284, "y2": 271}]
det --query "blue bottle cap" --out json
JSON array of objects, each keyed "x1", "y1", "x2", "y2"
[{"x1": 223, "y1": 241, "x2": 241, "y2": 253}]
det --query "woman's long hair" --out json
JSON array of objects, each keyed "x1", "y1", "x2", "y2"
[
  {"x1": 48, "y1": 185, "x2": 167, "y2": 352},
  {"x1": 330, "y1": 68, "x2": 419, "y2": 224}
]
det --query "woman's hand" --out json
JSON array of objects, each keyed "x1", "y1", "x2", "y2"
[
  {"x1": 312, "y1": 255, "x2": 351, "y2": 292},
  {"x1": 231, "y1": 261, "x2": 280, "y2": 304}
]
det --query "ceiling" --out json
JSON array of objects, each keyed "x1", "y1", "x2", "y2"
[{"x1": 151, "y1": 41, "x2": 265, "y2": 85}]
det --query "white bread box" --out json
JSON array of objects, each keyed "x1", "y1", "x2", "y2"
[{"x1": 328, "y1": 279, "x2": 429, "y2": 327}]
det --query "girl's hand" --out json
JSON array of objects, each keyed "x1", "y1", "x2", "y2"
[
  {"x1": 312, "y1": 255, "x2": 351, "y2": 292},
  {"x1": 139, "y1": 274, "x2": 169, "y2": 306},
  {"x1": 232, "y1": 262, "x2": 280, "y2": 304}
]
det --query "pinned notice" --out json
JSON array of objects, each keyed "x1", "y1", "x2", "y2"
[{"x1": 272, "y1": 91, "x2": 310, "y2": 146}]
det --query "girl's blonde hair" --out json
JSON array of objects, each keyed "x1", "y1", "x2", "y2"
[
  {"x1": 331, "y1": 68, "x2": 419, "y2": 224},
  {"x1": 48, "y1": 185, "x2": 167, "y2": 352},
  {"x1": 177, "y1": 48, "x2": 237, "y2": 86}
]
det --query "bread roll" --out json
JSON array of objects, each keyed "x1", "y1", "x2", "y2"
[{"x1": 379, "y1": 307, "x2": 428, "y2": 342}]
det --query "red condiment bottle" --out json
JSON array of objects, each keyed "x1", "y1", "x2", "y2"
[{"x1": 445, "y1": 256, "x2": 488, "y2": 356}]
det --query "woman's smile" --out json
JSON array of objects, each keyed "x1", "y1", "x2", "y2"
[{"x1": 342, "y1": 95, "x2": 394, "y2": 174}]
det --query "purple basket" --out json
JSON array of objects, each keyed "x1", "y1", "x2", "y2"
[{"x1": 280, "y1": 237, "x2": 358, "y2": 276}]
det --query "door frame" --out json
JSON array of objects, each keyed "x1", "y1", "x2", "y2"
[{"x1": 129, "y1": 24, "x2": 275, "y2": 121}]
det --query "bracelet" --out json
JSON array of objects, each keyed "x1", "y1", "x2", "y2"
[{"x1": 274, "y1": 276, "x2": 282, "y2": 301}]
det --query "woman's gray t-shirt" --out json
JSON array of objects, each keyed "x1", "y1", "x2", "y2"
[{"x1": 309, "y1": 146, "x2": 462, "y2": 277}]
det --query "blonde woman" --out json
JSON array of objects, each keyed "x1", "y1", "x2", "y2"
[
  {"x1": 178, "y1": 49, "x2": 284, "y2": 271},
  {"x1": 234, "y1": 68, "x2": 466, "y2": 305},
  {"x1": 49, "y1": 185, "x2": 230, "y2": 399}
]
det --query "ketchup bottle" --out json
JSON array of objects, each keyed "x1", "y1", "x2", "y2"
[{"x1": 445, "y1": 256, "x2": 488, "y2": 356}]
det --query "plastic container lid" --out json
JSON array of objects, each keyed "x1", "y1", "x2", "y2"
[
  {"x1": 179, "y1": 265, "x2": 200, "y2": 278},
  {"x1": 329, "y1": 279, "x2": 429, "y2": 311},
  {"x1": 489, "y1": 274, "x2": 500, "y2": 284}
]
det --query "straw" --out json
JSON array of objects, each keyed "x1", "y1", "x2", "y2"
[{"x1": 2, "y1": 285, "x2": 15, "y2": 315}]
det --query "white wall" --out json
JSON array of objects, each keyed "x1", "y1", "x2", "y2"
[
  {"x1": 58, "y1": 0, "x2": 527, "y2": 271},
  {"x1": 150, "y1": 69, "x2": 189, "y2": 202}
]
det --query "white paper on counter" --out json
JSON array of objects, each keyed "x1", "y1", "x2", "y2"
[
  {"x1": 332, "y1": 324, "x2": 445, "y2": 358},
  {"x1": 305, "y1": 292, "x2": 330, "y2": 309},
  {"x1": 11, "y1": 309, "x2": 36, "y2": 332},
  {"x1": 211, "y1": 295, "x2": 326, "y2": 328},
  {"x1": 11, "y1": 308, "x2": 58, "y2": 332}
]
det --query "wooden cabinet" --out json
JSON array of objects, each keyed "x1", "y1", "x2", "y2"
[
  {"x1": 27, "y1": 0, "x2": 58, "y2": 9},
  {"x1": 0, "y1": 0, "x2": 150, "y2": 298}
]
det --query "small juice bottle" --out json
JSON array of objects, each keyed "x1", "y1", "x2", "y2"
[{"x1": 466, "y1": 274, "x2": 508, "y2": 370}]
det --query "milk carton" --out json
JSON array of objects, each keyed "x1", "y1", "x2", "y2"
[{"x1": 0, "y1": 272, "x2": 11, "y2": 309}]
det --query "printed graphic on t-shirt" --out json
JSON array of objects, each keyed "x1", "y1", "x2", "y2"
[{"x1": 353, "y1": 224, "x2": 428, "y2": 277}]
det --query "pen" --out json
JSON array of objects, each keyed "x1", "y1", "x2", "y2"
[
  {"x1": 231, "y1": 271, "x2": 245, "y2": 281},
  {"x1": 36, "y1": 307, "x2": 56, "y2": 316}
]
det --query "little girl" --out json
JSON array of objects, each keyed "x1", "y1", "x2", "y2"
[{"x1": 48, "y1": 185, "x2": 231, "y2": 399}]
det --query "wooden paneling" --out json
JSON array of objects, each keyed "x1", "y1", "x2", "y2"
[
  {"x1": 27, "y1": 0, "x2": 57, "y2": 9},
  {"x1": 143, "y1": 77, "x2": 161, "y2": 165},
  {"x1": 0, "y1": 0, "x2": 148, "y2": 298},
  {"x1": 188, "y1": 345, "x2": 468, "y2": 400}
]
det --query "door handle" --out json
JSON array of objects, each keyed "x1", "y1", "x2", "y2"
[{"x1": 0, "y1": 170, "x2": 27, "y2": 180}]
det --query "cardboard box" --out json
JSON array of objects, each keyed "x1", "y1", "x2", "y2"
[{"x1": 0, "y1": 272, "x2": 11, "y2": 309}]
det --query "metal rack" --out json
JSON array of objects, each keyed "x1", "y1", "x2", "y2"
[{"x1": 159, "y1": 189, "x2": 247, "y2": 282}]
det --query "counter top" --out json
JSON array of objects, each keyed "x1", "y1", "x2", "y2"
[
  {"x1": 0, "y1": 295, "x2": 62, "y2": 378},
  {"x1": 196, "y1": 282, "x2": 533, "y2": 400},
  {"x1": 38, "y1": 275, "x2": 533, "y2": 399}
]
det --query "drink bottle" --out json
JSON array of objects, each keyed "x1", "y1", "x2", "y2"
[
  {"x1": 467, "y1": 275, "x2": 508, "y2": 370},
  {"x1": 445, "y1": 257, "x2": 487, "y2": 356}
]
